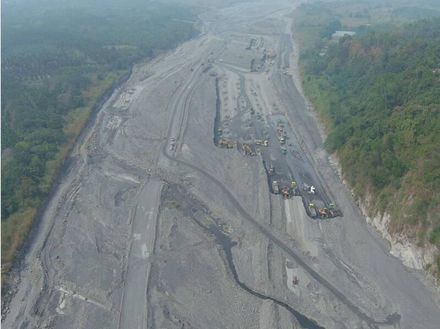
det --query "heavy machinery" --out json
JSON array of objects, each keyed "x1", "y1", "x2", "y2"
[
  {"x1": 292, "y1": 276, "x2": 299, "y2": 285},
  {"x1": 290, "y1": 180, "x2": 298, "y2": 195},
  {"x1": 268, "y1": 165, "x2": 275, "y2": 176},
  {"x1": 328, "y1": 203, "x2": 343, "y2": 217},
  {"x1": 255, "y1": 139, "x2": 269, "y2": 146},
  {"x1": 242, "y1": 143, "x2": 256, "y2": 156},
  {"x1": 303, "y1": 183, "x2": 316, "y2": 194},
  {"x1": 219, "y1": 138, "x2": 235, "y2": 149},
  {"x1": 272, "y1": 180, "x2": 280, "y2": 194},
  {"x1": 329, "y1": 208, "x2": 342, "y2": 217},
  {"x1": 281, "y1": 186, "x2": 290, "y2": 199},
  {"x1": 309, "y1": 202, "x2": 342, "y2": 219},
  {"x1": 308, "y1": 203, "x2": 317, "y2": 218},
  {"x1": 318, "y1": 208, "x2": 329, "y2": 218}
]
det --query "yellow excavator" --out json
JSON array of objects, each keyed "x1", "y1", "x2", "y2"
[
  {"x1": 242, "y1": 143, "x2": 255, "y2": 156},
  {"x1": 219, "y1": 138, "x2": 235, "y2": 149},
  {"x1": 318, "y1": 208, "x2": 329, "y2": 218},
  {"x1": 281, "y1": 187, "x2": 290, "y2": 199}
]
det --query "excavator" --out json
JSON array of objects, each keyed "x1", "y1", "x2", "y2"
[
  {"x1": 255, "y1": 139, "x2": 269, "y2": 146},
  {"x1": 219, "y1": 138, "x2": 235, "y2": 149},
  {"x1": 281, "y1": 186, "x2": 290, "y2": 199},
  {"x1": 242, "y1": 143, "x2": 255, "y2": 156},
  {"x1": 309, "y1": 202, "x2": 342, "y2": 219},
  {"x1": 318, "y1": 207, "x2": 329, "y2": 218},
  {"x1": 328, "y1": 203, "x2": 342, "y2": 217}
]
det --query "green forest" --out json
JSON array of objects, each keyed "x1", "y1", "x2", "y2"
[
  {"x1": 294, "y1": 2, "x2": 440, "y2": 274},
  {"x1": 1, "y1": 0, "x2": 198, "y2": 276}
]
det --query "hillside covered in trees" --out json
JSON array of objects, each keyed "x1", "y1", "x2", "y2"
[
  {"x1": 1, "y1": 0, "x2": 198, "y2": 276},
  {"x1": 295, "y1": 3, "x2": 440, "y2": 275}
]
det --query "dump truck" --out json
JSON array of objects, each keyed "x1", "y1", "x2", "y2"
[
  {"x1": 268, "y1": 165, "x2": 275, "y2": 176},
  {"x1": 308, "y1": 203, "x2": 318, "y2": 218},
  {"x1": 272, "y1": 180, "x2": 280, "y2": 194},
  {"x1": 328, "y1": 208, "x2": 342, "y2": 217}
]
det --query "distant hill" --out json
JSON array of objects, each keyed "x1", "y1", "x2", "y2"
[{"x1": 298, "y1": 15, "x2": 440, "y2": 274}]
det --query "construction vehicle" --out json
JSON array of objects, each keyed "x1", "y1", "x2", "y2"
[
  {"x1": 328, "y1": 208, "x2": 342, "y2": 217},
  {"x1": 308, "y1": 203, "x2": 317, "y2": 218},
  {"x1": 268, "y1": 165, "x2": 275, "y2": 176},
  {"x1": 292, "y1": 276, "x2": 299, "y2": 285},
  {"x1": 281, "y1": 186, "x2": 290, "y2": 199},
  {"x1": 327, "y1": 204, "x2": 342, "y2": 217},
  {"x1": 255, "y1": 139, "x2": 269, "y2": 146},
  {"x1": 303, "y1": 183, "x2": 316, "y2": 194},
  {"x1": 272, "y1": 180, "x2": 280, "y2": 194},
  {"x1": 219, "y1": 138, "x2": 235, "y2": 149},
  {"x1": 242, "y1": 143, "x2": 255, "y2": 156},
  {"x1": 290, "y1": 180, "x2": 298, "y2": 194},
  {"x1": 318, "y1": 207, "x2": 329, "y2": 218}
]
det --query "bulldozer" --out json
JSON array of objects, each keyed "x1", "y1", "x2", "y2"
[{"x1": 308, "y1": 203, "x2": 317, "y2": 218}]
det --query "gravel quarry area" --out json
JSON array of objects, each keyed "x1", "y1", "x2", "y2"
[{"x1": 3, "y1": 1, "x2": 440, "y2": 328}]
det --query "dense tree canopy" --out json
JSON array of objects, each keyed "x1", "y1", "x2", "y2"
[
  {"x1": 1, "y1": 0, "x2": 198, "y2": 272},
  {"x1": 300, "y1": 18, "x2": 440, "y2": 271}
]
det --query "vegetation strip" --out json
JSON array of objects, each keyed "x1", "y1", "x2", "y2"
[
  {"x1": 293, "y1": 0, "x2": 440, "y2": 277},
  {"x1": 1, "y1": 0, "x2": 198, "y2": 282}
]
